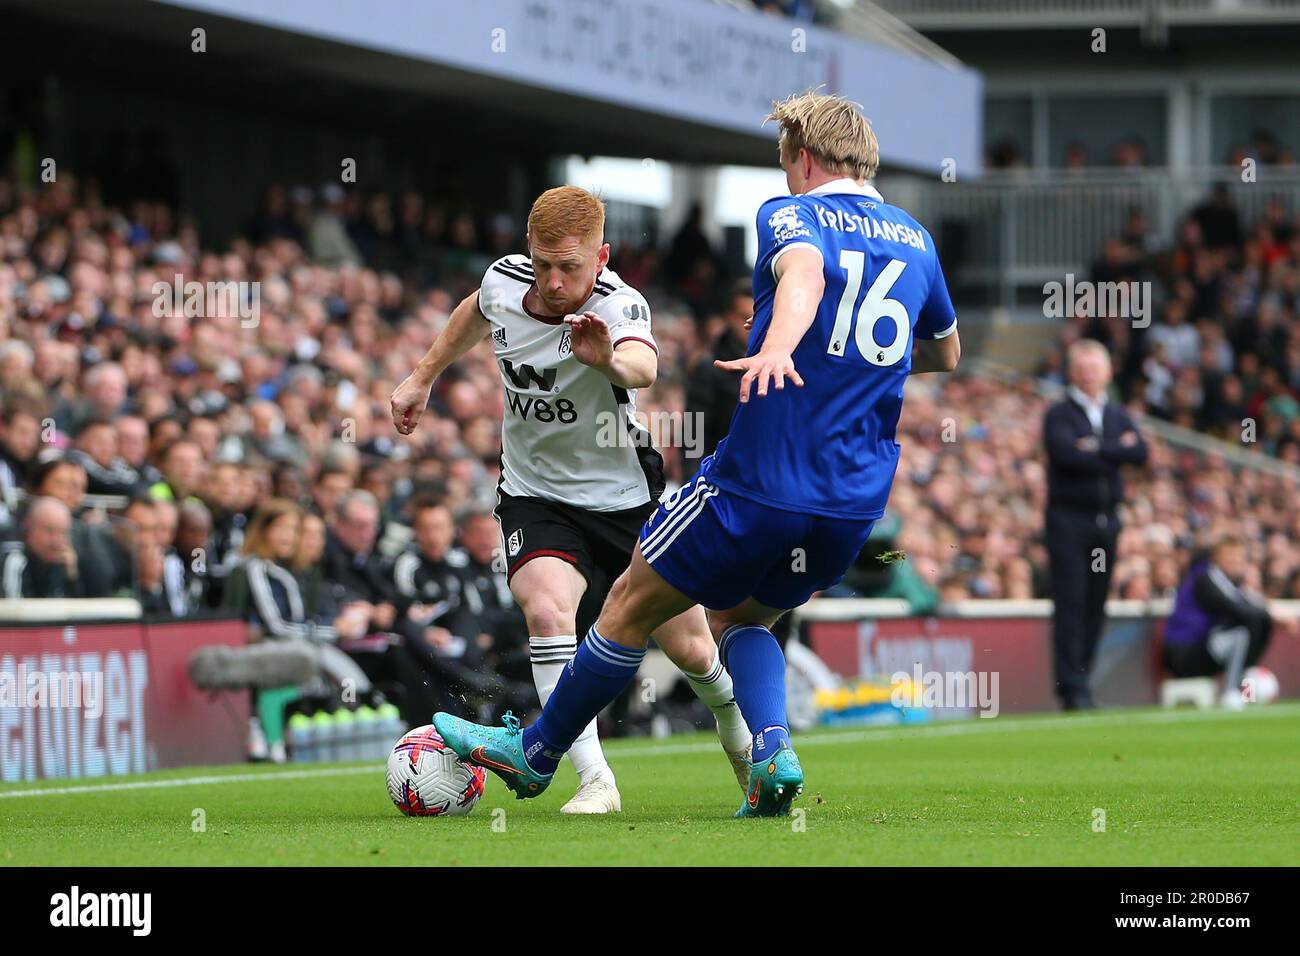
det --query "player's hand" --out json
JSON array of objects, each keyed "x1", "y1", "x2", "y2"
[
  {"x1": 714, "y1": 350, "x2": 804, "y2": 403},
  {"x1": 566, "y1": 311, "x2": 613, "y2": 369},
  {"x1": 390, "y1": 370, "x2": 434, "y2": 435}
]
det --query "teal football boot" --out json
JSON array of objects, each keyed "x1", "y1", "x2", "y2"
[
  {"x1": 432, "y1": 711, "x2": 553, "y2": 800},
  {"x1": 735, "y1": 742, "x2": 804, "y2": 818}
]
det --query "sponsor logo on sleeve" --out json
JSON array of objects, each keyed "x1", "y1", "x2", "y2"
[{"x1": 768, "y1": 204, "x2": 811, "y2": 243}]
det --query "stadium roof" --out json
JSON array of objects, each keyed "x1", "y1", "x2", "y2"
[{"x1": 20, "y1": 0, "x2": 980, "y2": 174}]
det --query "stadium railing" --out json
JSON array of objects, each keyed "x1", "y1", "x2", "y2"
[
  {"x1": 871, "y1": 0, "x2": 1300, "y2": 29},
  {"x1": 884, "y1": 167, "x2": 1300, "y2": 309},
  {"x1": 0, "y1": 597, "x2": 141, "y2": 622}
]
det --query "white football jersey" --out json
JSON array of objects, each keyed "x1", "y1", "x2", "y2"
[{"x1": 478, "y1": 254, "x2": 664, "y2": 512}]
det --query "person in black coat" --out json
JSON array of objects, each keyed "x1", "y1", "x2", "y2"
[
  {"x1": 684, "y1": 281, "x2": 754, "y2": 476},
  {"x1": 0, "y1": 497, "x2": 86, "y2": 598},
  {"x1": 1043, "y1": 339, "x2": 1149, "y2": 710}
]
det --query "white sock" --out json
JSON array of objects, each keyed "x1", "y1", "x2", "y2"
[
  {"x1": 529, "y1": 635, "x2": 611, "y2": 785},
  {"x1": 683, "y1": 651, "x2": 751, "y2": 753}
]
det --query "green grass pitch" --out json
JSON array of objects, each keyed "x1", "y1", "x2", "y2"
[{"x1": 3, "y1": 704, "x2": 1297, "y2": 866}]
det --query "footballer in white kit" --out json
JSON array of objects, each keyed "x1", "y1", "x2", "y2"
[
  {"x1": 391, "y1": 186, "x2": 750, "y2": 814},
  {"x1": 482, "y1": 253, "x2": 669, "y2": 683}
]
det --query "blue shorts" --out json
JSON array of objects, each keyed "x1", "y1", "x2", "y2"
[{"x1": 637, "y1": 470, "x2": 876, "y2": 611}]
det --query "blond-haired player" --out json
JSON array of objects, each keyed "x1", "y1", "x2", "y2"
[{"x1": 391, "y1": 186, "x2": 750, "y2": 813}]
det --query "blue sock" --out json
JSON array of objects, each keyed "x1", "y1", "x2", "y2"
[
  {"x1": 522, "y1": 625, "x2": 644, "y2": 775},
  {"x1": 719, "y1": 624, "x2": 791, "y2": 762}
]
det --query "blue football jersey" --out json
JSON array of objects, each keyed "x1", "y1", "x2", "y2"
[{"x1": 704, "y1": 180, "x2": 957, "y2": 519}]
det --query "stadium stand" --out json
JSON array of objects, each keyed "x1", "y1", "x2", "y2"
[{"x1": 3, "y1": 168, "x2": 1298, "y2": 638}]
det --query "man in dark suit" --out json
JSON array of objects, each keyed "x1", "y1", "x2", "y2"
[{"x1": 1044, "y1": 339, "x2": 1149, "y2": 710}]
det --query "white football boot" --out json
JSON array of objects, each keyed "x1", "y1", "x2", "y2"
[
  {"x1": 725, "y1": 740, "x2": 754, "y2": 793},
  {"x1": 560, "y1": 768, "x2": 622, "y2": 814}
]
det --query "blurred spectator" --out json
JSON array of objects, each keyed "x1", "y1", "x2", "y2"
[
  {"x1": 149, "y1": 438, "x2": 205, "y2": 502},
  {"x1": 389, "y1": 498, "x2": 534, "y2": 717},
  {"x1": 308, "y1": 185, "x2": 363, "y2": 268},
  {"x1": 70, "y1": 417, "x2": 145, "y2": 496},
  {"x1": 685, "y1": 279, "x2": 753, "y2": 473},
  {"x1": 167, "y1": 500, "x2": 215, "y2": 614},
  {"x1": 0, "y1": 401, "x2": 41, "y2": 526},
  {"x1": 28, "y1": 453, "x2": 121, "y2": 597},
  {"x1": 457, "y1": 507, "x2": 528, "y2": 655},
  {"x1": 323, "y1": 490, "x2": 397, "y2": 620},
  {"x1": 1192, "y1": 184, "x2": 1242, "y2": 251},
  {"x1": 390, "y1": 499, "x2": 477, "y2": 641},
  {"x1": 1163, "y1": 535, "x2": 1297, "y2": 708},
  {"x1": 71, "y1": 362, "x2": 129, "y2": 432},
  {"x1": 1, "y1": 497, "x2": 83, "y2": 598},
  {"x1": 668, "y1": 203, "x2": 717, "y2": 284}
]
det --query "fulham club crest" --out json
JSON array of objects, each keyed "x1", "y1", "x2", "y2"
[
  {"x1": 558, "y1": 327, "x2": 572, "y2": 357},
  {"x1": 507, "y1": 528, "x2": 523, "y2": 556}
]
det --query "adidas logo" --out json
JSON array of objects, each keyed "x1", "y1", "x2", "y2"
[{"x1": 493, "y1": 327, "x2": 508, "y2": 348}]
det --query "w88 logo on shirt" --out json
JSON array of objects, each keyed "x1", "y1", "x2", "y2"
[{"x1": 506, "y1": 392, "x2": 578, "y2": 424}]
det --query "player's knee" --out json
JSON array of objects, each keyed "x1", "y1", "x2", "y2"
[
  {"x1": 520, "y1": 597, "x2": 577, "y2": 637},
  {"x1": 671, "y1": 634, "x2": 716, "y2": 674},
  {"x1": 706, "y1": 613, "x2": 733, "y2": 643},
  {"x1": 706, "y1": 608, "x2": 782, "y2": 643}
]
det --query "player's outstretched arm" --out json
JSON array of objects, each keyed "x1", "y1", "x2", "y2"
[
  {"x1": 390, "y1": 290, "x2": 491, "y2": 435},
  {"x1": 715, "y1": 247, "x2": 823, "y2": 403},
  {"x1": 910, "y1": 330, "x2": 961, "y2": 375}
]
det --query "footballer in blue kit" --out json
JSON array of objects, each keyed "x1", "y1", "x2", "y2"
[{"x1": 433, "y1": 91, "x2": 962, "y2": 817}]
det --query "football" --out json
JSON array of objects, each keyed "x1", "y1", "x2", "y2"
[
  {"x1": 386, "y1": 725, "x2": 488, "y2": 817},
  {"x1": 1242, "y1": 667, "x2": 1280, "y2": 706}
]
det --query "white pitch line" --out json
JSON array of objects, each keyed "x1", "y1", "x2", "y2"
[
  {"x1": 0, "y1": 764, "x2": 378, "y2": 799},
  {"x1": 1, "y1": 704, "x2": 1295, "y2": 799}
]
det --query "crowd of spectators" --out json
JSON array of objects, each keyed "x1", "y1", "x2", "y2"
[
  {"x1": 1037, "y1": 183, "x2": 1300, "y2": 464},
  {"x1": 987, "y1": 128, "x2": 1296, "y2": 172},
  {"x1": 885, "y1": 375, "x2": 1300, "y2": 606},
  {"x1": 2, "y1": 167, "x2": 1298, "y2": 735}
]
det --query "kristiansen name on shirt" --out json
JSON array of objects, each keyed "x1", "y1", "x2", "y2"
[{"x1": 810, "y1": 204, "x2": 928, "y2": 252}]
